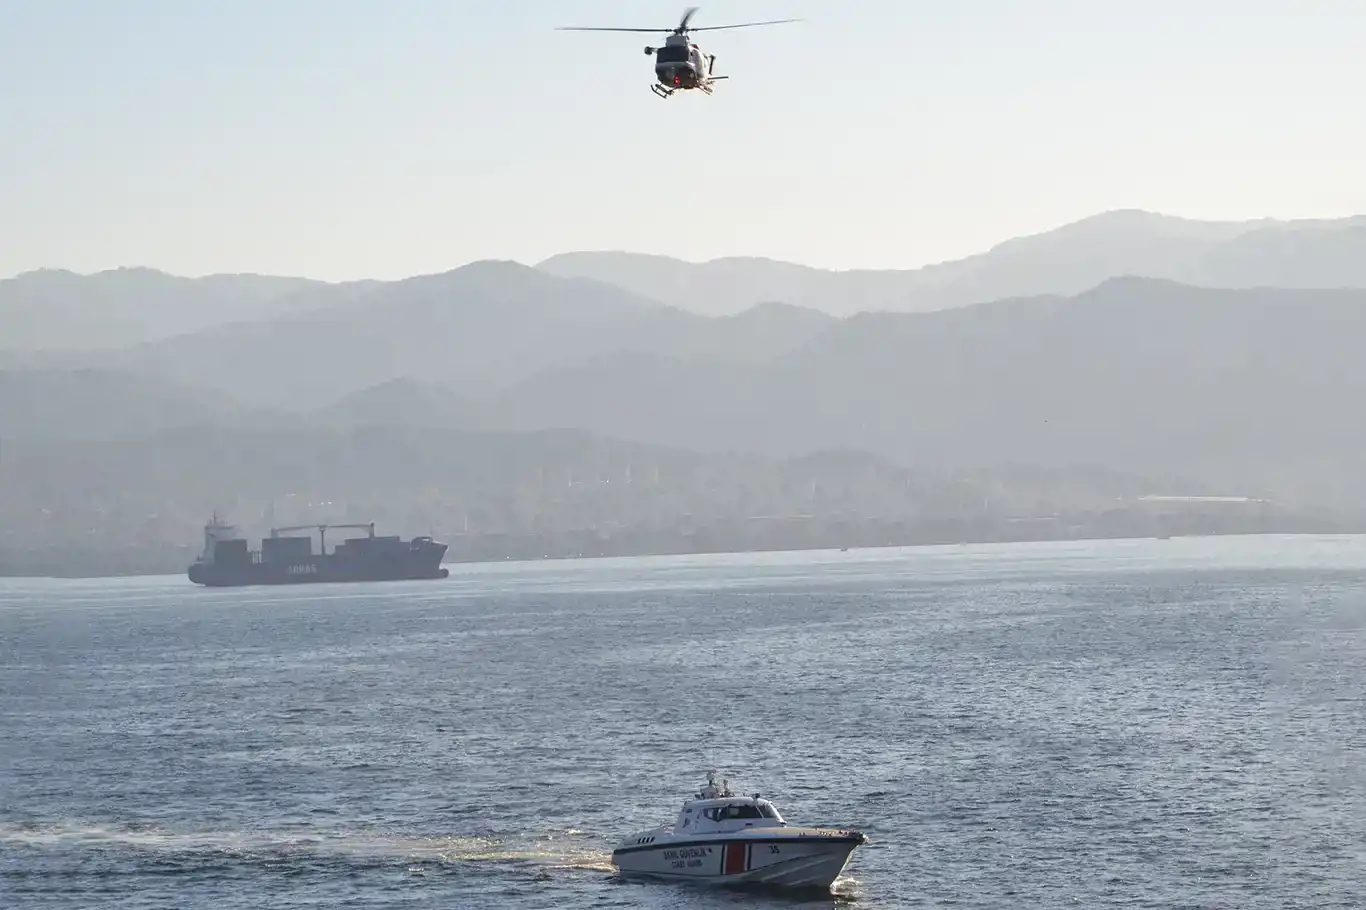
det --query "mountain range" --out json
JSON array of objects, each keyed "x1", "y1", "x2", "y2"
[
  {"x1": 39, "y1": 262, "x2": 835, "y2": 405},
  {"x1": 540, "y1": 210, "x2": 1366, "y2": 316},
  {"x1": 0, "y1": 267, "x2": 376, "y2": 351},
  {"x1": 5, "y1": 207, "x2": 1366, "y2": 517},
  {"x1": 5, "y1": 209, "x2": 1366, "y2": 354}
]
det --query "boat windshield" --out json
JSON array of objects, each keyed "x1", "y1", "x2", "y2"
[
  {"x1": 759, "y1": 803, "x2": 781, "y2": 819},
  {"x1": 722, "y1": 803, "x2": 765, "y2": 820}
]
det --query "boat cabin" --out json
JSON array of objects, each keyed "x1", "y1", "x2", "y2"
[{"x1": 675, "y1": 775, "x2": 787, "y2": 835}]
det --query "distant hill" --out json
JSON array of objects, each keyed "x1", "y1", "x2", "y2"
[
  {"x1": 13, "y1": 206, "x2": 1362, "y2": 363},
  {"x1": 0, "y1": 267, "x2": 375, "y2": 351},
  {"x1": 10, "y1": 277, "x2": 1366, "y2": 511},
  {"x1": 13, "y1": 210, "x2": 1366, "y2": 574},
  {"x1": 479, "y1": 278, "x2": 1366, "y2": 501},
  {"x1": 11, "y1": 270, "x2": 1366, "y2": 578},
  {"x1": 81, "y1": 261, "x2": 834, "y2": 406},
  {"x1": 2, "y1": 422, "x2": 1218, "y2": 577},
  {"x1": 312, "y1": 378, "x2": 485, "y2": 430},
  {"x1": 538, "y1": 210, "x2": 1366, "y2": 316},
  {"x1": 536, "y1": 251, "x2": 914, "y2": 319},
  {"x1": 0, "y1": 367, "x2": 283, "y2": 440},
  {"x1": 10, "y1": 210, "x2": 1364, "y2": 358}
]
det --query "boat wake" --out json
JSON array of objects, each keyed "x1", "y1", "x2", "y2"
[{"x1": 0, "y1": 821, "x2": 615, "y2": 875}]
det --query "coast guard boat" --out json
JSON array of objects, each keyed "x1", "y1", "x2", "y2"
[{"x1": 610, "y1": 772, "x2": 867, "y2": 889}]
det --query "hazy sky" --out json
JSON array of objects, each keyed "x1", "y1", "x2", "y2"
[{"x1": 2, "y1": 1, "x2": 1363, "y2": 280}]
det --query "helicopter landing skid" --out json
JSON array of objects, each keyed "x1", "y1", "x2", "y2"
[{"x1": 651, "y1": 80, "x2": 722, "y2": 99}]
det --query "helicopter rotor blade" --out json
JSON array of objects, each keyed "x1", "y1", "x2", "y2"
[
  {"x1": 689, "y1": 18, "x2": 801, "y2": 32},
  {"x1": 555, "y1": 26, "x2": 675, "y2": 32},
  {"x1": 555, "y1": 10, "x2": 799, "y2": 34}
]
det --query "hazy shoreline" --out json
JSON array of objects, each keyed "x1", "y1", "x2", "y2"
[
  {"x1": 8, "y1": 213, "x2": 1366, "y2": 586},
  {"x1": 4, "y1": 526, "x2": 1361, "y2": 582}
]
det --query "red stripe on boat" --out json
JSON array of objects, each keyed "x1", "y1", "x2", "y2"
[{"x1": 723, "y1": 842, "x2": 746, "y2": 875}]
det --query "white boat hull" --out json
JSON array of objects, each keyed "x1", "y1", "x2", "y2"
[{"x1": 611, "y1": 829, "x2": 865, "y2": 889}]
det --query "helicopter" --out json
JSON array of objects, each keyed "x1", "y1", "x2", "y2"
[{"x1": 556, "y1": 6, "x2": 799, "y2": 99}]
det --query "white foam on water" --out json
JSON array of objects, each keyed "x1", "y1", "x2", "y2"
[{"x1": 0, "y1": 821, "x2": 615, "y2": 872}]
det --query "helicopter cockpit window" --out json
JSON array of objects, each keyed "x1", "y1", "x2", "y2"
[{"x1": 655, "y1": 45, "x2": 690, "y2": 64}]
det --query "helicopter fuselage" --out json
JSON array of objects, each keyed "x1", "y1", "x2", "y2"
[
  {"x1": 652, "y1": 35, "x2": 704, "y2": 90},
  {"x1": 557, "y1": 7, "x2": 795, "y2": 100}
]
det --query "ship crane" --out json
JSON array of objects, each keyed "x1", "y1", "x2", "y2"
[{"x1": 271, "y1": 522, "x2": 376, "y2": 555}]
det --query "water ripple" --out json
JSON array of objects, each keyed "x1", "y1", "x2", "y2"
[{"x1": 2, "y1": 536, "x2": 1364, "y2": 908}]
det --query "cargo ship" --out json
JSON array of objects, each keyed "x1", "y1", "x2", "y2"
[{"x1": 188, "y1": 515, "x2": 449, "y2": 587}]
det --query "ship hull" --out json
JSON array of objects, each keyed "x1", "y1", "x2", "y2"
[
  {"x1": 611, "y1": 830, "x2": 865, "y2": 890},
  {"x1": 188, "y1": 549, "x2": 449, "y2": 587}
]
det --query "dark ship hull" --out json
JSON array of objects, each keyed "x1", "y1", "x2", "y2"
[
  {"x1": 188, "y1": 517, "x2": 449, "y2": 588},
  {"x1": 188, "y1": 556, "x2": 449, "y2": 587}
]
